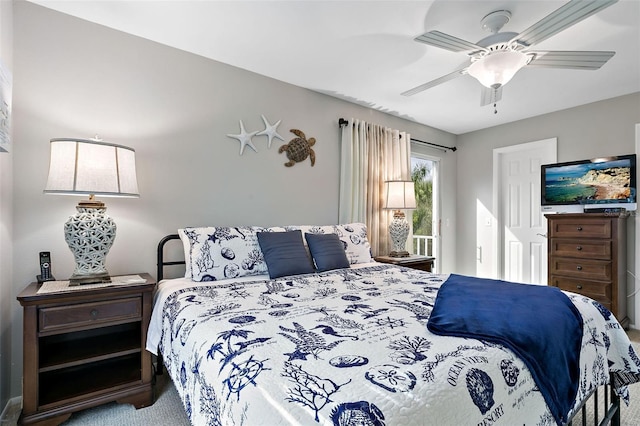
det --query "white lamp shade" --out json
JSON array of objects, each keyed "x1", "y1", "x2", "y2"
[
  {"x1": 384, "y1": 180, "x2": 416, "y2": 210},
  {"x1": 44, "y1": 138, "x2": 139, "y2": 197},
  {"x1": 467, "y1": 51, "x2": 531, "y2": 88}
]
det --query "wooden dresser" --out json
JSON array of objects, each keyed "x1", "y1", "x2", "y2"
[{"x1": 546, "y1": 213, "x2": 629, "y2": 328}]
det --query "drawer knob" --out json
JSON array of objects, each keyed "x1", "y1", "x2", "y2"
[
  {"x1": 90, "y1": 309, "x2": 99, "y2": 319},
  {"x1": 576, "y1": 226, "x2": 583, "y2": 231},
  {"x1": 576, "y1": 246, "x2": 582, "y2": 251},
  {"x1": 576, "y1": 285, "x2": 583, "y2": 290},
  {"x1": 576, "y1": 265, "x2": 583, "y2": 271}
]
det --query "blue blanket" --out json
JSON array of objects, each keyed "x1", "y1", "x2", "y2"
[{"x1": 427, "y1": 274, "x2": 583, "y2": 425}]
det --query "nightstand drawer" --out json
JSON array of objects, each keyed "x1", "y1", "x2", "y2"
[
  {"x1": 39, "y1": 297, "x2": 142, "y2": 332},
  {"x1": 550, "y1": 238, "x2": 612, "y2": 260},
  {"x1": 550, "y1": 275, "x2": 611, "y2": 301},
  {"x1": 549, "y1": 258, "x2": 612, "y2": 281}
]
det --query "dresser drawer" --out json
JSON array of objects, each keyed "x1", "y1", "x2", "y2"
[
  {"x1": 550, "y1": 275, "x2": 611, "y2": 301},
  {"x1": 550, "y1": 238, "x2": 612, "y2": 260},
  {"x1": 39, "y1": 297, "x2": 142, "y2": 332},
  {"x1": 549, "y1": 258, "x2": 612, "y2": 282},
  {"x1": 549, "y1": 218, "x2": 611, "y2": 239}
]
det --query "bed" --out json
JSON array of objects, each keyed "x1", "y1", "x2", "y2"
[{"x1": 147, "y1": 224, "x2": 640, "y2": 426}]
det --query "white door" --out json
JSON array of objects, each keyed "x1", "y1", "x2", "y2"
[{"x1": 494, "y1": 139, "x2": 557, "y2": 284}]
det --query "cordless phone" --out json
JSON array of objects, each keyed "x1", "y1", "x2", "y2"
[{"x1": 37, "y1": 251, "x2": 55, "y2": 283}]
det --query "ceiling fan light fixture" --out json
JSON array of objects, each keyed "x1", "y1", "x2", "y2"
[{"x1": 468, "y1": 50, "x2": 531, "y2": 88}]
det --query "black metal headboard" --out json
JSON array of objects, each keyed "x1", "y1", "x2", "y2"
[{"x1": 157, "y1": 234, "x2": 184, "y2": 281}]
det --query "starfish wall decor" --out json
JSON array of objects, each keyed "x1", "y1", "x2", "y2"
[
  {"x1": 226, "y1": 115, "x2": 284, "y2": 156},
  {"x1": 256, "y1": 115, "x2": 284, "y2": 148},
  {"x1": 226, "y1": 120, "x2": 258, "y2": 156}
]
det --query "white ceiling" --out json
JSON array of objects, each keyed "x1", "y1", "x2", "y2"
[{"x1": 27, "y1": 0, "x2": 640, "y2": 135}]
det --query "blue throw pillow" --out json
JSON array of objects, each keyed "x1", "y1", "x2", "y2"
[
  {"x1": 305, "y1": 232, "x2": 350, "y2": 272},
  {"x1": 257, "y1": 230, "x2": 315, "y2": 279}
]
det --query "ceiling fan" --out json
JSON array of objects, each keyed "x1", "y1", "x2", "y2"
[{"x1": 402, "y1": 0, "x2": 618, "y2": 107}]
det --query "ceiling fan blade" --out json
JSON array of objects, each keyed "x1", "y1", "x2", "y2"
[
  {"x1": 527, "y1": 50, "x2": 615, "y2": 69},
  {"x1": 401, "y1": 65, "x2": 468, "y2": 97},
  {"x1": 415, "y1": 30, "x2": 485, "y2": 53},
  {"x1": 513, "y1": 0, "x2": 618, "y2": 47},
  {"x1": 480, "y1": 86, "x2": 503, "y2": 107}
]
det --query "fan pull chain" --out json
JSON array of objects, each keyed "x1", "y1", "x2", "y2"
[{"x1": 492, "y1": 87, "x2": 498, "y2": 114}]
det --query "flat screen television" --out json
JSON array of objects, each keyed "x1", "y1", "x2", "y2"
[{"x1": 541, "y1": 154, "x2": 637, "y2": 213}]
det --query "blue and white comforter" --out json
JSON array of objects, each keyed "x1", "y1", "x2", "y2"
[{"x1": 146, "y1": 264, "x2": 640, "y2": 425}]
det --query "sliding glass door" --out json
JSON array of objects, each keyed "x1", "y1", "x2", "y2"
[{"x1": 411, "y1": 154, "x2": 439, "y2": 272}]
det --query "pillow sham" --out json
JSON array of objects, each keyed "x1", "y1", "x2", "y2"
[
  {"x1": 257, "y1": 230, "x2": 315, "y2": 279},
  {"x1": 178, "y1": 226, "x2": 268, "y2": 281},
  {"x1": 333, "y1": 223, "x2": 373, "y2": 264},
  {"x1": 305, "y1": 232, "x2": 350, "y2": 272}
]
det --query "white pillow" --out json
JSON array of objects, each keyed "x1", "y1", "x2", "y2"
[
  {"x1": 333, "y1": 223, "x2": 374, "y2": 264},
  {"x1": 178, "y1": 226, "x2": 268, "y2": 281}
]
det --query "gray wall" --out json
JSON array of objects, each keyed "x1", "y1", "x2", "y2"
[
  {"x1": 8, "y1": 1, "x2": 457, "y2": 398},
  {"x1": 0, "y1": 0, "x2": 13, "y2": 413},
  {"x1": 456, "y1": 93, "x2": 640, "y2": 324}
]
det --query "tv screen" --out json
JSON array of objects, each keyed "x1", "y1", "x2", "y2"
[{"x1": 541, "y1": 154, "x2": 637, "y2": 213}]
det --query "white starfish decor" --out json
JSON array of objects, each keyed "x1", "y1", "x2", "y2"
[
  {"x1": 227, "y1": 120, "x2": 258, "y2": 155},
  {"x1": 256, "y1": 114, "x2": 284, "y2": 148}
]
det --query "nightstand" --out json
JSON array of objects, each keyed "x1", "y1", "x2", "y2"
[
  {"x1": 375, "y1": 255, "x2": 435, "y2": 272},
  {"x1": 17, "y1": 273, "x2": 156, "y2": 425}
]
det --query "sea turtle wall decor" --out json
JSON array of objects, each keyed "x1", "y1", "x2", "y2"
[{"x1": 278, "y1": 129, "x2": 316, "y2": 167}]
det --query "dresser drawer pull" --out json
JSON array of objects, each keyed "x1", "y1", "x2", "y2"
[
  {"x1": 576, "y1": 285, "x2": 583, "y2": 290},
  {"x1": 576, "y1": 246, "x2": 582, "y2": 251},
  {"x1": 576, "y1": 265, "x2": 582, "y2": 271},
  {"x1": 576, "y1": 226, "x2": 583, "y2": 231},
  {"x1": 90, "y1": 309, "x2": 99, "y2": 319}
]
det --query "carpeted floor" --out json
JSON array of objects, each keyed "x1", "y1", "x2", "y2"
[
  {"x1": 58, "y1": 372, "x2": 190, "y2": 426},
  {"x1": 16, "y1": 330, "x2": 640, "y2": 425}
]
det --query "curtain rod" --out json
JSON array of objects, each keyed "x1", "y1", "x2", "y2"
[{"x1": 338, "y1": 118, "x2": 457, "y2": 152}]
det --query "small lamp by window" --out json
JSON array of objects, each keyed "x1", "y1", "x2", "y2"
[
  {"x1": 384, "y1": 180, "x2": 416, "y2": 257},
  {"x1": 44, "y1": 138, "x2": 139, "y2": 285}
]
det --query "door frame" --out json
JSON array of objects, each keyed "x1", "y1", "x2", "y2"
[
  {"x1": 492, "y1": 138, "x2": 557, "y2": 280},
  {"x1": 635, "y1": 123, "x2": 639, "y2": 328}
]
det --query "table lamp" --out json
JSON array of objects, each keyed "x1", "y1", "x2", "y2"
[
  {"x1": 44, "y1": 138, "x2": 139, "y2": 285},
  {"x1": 384, "y1": 180, "x2": 416, "y2": 257}
]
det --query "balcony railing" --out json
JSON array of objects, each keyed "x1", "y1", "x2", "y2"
[{"x1": 413, "y1": 235, "x2": 436, "y2": 271}]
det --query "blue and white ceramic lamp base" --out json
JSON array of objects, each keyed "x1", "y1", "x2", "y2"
[{"x1": 388, "y1": 211, "x2": 410, "y2": 257}]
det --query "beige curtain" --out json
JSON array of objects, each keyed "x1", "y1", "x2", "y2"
[{"x1": 339, "y1": 119, "x2": 411, "y2": 256}]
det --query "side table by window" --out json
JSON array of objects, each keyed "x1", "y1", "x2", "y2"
[{"x1": 374, "y1": 255, "x2": 435, "y2": 272}]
